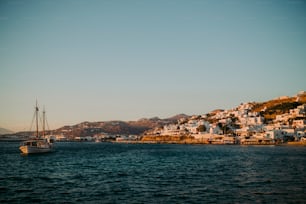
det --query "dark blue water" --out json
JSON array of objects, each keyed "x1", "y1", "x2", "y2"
[{"x1": 0, "y1": 142, "x2": 305, "y2": 203}]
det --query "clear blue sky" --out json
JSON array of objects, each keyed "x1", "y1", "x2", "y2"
[{"x1": 1, "y1": 0, "x2": 306, "y2": 131}]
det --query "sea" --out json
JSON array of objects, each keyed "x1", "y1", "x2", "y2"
[{"x1": 0, "y1": 142, "x2": 305, "y2": 204}]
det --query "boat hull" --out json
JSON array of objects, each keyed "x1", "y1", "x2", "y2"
[
  {"x1": 19, "y1": 145, "x2": 52, "y2": 154},
  {"x1": 19, "y1": 140, "x2": 53, "y2": 154}
]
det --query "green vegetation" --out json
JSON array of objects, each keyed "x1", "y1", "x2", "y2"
[{"x1": 266, "y1": 102, "x2": 301, "y2": 113}]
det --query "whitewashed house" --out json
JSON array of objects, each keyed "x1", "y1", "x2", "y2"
[
  {"x1": 209, "y1": 124, "x2": 222, "y2": 135},
  {"x1": 293, "y1": 119, "x2": 306, "y2": 129}
]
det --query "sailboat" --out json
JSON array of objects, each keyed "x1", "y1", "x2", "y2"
[{"x1": 19, "y1": 102, "x2": 54, "y2": 154}]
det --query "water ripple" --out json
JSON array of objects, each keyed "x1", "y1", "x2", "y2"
[{"x1": 0, "y1": 142, "x2": 306, "y2": 203}]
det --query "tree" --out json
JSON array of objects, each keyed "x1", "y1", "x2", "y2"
[
  {"x1": 197, "y1": 125, "x2": 206, "y2": 133},
  {"x1": 217, "y1": 123, "x2": 231, "y2": 134}
]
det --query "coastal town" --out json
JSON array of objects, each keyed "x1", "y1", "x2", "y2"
[
  {"x1": 142, "y1": 92, "x2": 306, "y2": 145},
  {"x1": 1, "y1": 91, "x2": 306, "y2": 145}
]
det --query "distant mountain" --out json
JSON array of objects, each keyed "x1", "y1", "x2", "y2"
[
  {"x1": 54, "y1": 114, "x2": 189, "y2": 138},
  {"x1": 166, "y1": 114, "x2": 189, "y2": 121},
  {"x1": 0, "y1": 128, "x2": 14, "y2": 135}
]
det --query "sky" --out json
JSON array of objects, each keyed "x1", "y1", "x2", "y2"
[{"x1": 1, "y1": 0, "x2": 306, "y2": 132}]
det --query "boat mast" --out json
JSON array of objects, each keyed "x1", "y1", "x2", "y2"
[
  {"x1": 35, "y1": 101, "x2": 39, "y2": 139},
  {"x1": 43, "y1": 107, "x2": 45, "y2": 137}
]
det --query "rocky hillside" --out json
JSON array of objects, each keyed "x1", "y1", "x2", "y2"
[{"x1": 53, "y1": 114, "x2": 189, "y2": 138}]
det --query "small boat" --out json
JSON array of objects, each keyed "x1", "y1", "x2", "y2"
[
  {"x1": 19, "y1": 139, "x2": 52, "y2": 154},
  {"x1": 19, "y1": 102, "x2": 53, "y2": 154}
]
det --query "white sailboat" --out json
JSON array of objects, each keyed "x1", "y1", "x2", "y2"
[{"x1": 19, "y1": 102, "x2": 53, "y2": 154}]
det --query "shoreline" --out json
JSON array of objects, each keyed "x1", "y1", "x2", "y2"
[
  {"x1": 1, "y1": 138, "x2": 305, "y2": 146},
  {"x1": 113, "y1": 140, "x2": 306, "y2": 146}
]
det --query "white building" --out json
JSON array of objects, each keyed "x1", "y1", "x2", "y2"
[
  {"x1": 209, "y1": 124, "x2": 222, "y2": 135},
  {"x1": 293, "y1": 119, "x2": 306, "y2": 128}
]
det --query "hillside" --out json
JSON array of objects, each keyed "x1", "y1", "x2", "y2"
[
  {"x1": 0, "y1": 127, "x2": 14, "y2": 135},
  {"x1": 53, "y1": 114, "x2": 189, "y2": 138},
  {"x1": 252, "y1": 92, "x2": 306, "y2": 121}
]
